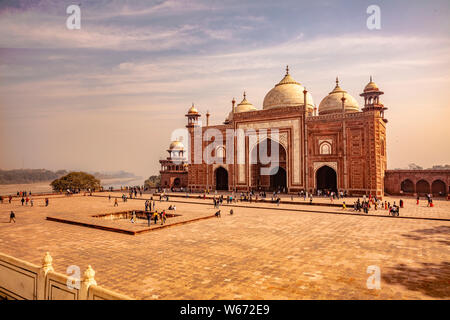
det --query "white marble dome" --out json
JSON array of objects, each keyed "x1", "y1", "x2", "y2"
[
  {"x1": 263, "y1": 67, "x2": 314, "y2": 112},
  {"x1": 318, "y1": 78, "x2": 359, "y2": 115},
  {"x1": 235, "y1": 92, "x2": 257, "y2": 113}
]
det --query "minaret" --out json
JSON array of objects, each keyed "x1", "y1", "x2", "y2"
[
  {"x1": 341, "y1": 92, "x2": 346, "y2": 113},
  {"x1": 206, "y1": 110, "x2": 210, "y2": 127},
  {"x1": 185, "y1": 103, "x2": 201, "y2": 128},
  {"x1": 303, "y1": 87, "x2": 310, "y2": 116},
  {"x1": 360, "y1": 76, "x2": 387, "y2": 121}
]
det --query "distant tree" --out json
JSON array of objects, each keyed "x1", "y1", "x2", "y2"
[
  {"x1": 144, "y1": 175, "x2": 161, "y2": 188},
  {"x1": 0, "y1": 169, "x2": 66, "y2": 184},
  {"x1": 431, "y1": 164, "x2": 450, "y2": 170},
  {"x1": 408, "y1": 163, "x2": 423, "y2": 170},
  {"x1": 50, "y1": 172, "x2": 101, "y2": 191}
]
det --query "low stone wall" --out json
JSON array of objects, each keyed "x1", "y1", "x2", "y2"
[
  {"x1": 0, "y1": 252, "x2": 131, "y2": 300},
  {"x1": 384, "y1": 170, "x2": 450, "y2": 197}
]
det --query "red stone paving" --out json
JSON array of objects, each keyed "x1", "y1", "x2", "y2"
[{"x1": 0, "y1": 193, "x2": 449, "y2": 299}]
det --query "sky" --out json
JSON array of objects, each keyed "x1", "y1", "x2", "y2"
[{"x1": 0, "y1": 0, "x2": 449, "y2": 177}]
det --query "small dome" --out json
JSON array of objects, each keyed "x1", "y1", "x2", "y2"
[
  {"x1": 263, "y1": 66, "x2": 314, "y2": 111},
  {"x1": 318, "y1": 78, "x2": 359, "y2": 115},
  {"x1": 169, "y1": 140, "x2": 184, "y2": 151},
  {"x1": 364, "y1": 76, "x2": 379, "y2": 92},
  {"x1": 187, "y1": 103, "x2": 199, "y2": 114},
  {"x1": 234, "y1": 92, "x2": 257, "y2": 113}
]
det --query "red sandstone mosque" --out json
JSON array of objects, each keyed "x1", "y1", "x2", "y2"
[{"x1": 160, "y1": 67, "x2": 449, "y2": 197}]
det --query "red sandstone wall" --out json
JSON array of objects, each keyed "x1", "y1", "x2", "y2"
[{"x1": 384, "y1": 170, "x2": 450, "y2": 196}]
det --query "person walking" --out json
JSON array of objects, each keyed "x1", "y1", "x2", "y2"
[
  {"x1": 21, "y1": 197, "x2": 25, "y2": 206},
  {"x1": 416, "y1": 195, "x2": 420, "y2": 205},
  {"x1": 342, "y1": 202, "x2": 346, "y2": 210},
  {"x1": 153, "y1": 211, "x2": 158, "y2": 225},
  {"x1": 147, "y1": 211, "x2": 151, "y2": 227},
  {"x1": 8, "y1": 195, "x2": 12, "y2": 204},
  {"x1": 30, "y1": 198, "x2": 34, "y2": 207},
  {"x1": 161, "y1": 210, "x2": 166, "y2": 225},
  {"x1": 45, "y1": 198, "x2": 49, "y2": 207},
  {"x1": 114, "y1": 198, "x2": 118, "y2": 207},
  {"x1": 9, "y1": 211, "x2": 16, "y2": 223}
]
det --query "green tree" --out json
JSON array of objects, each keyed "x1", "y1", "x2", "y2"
[
  {"x1": 144, "y1": 175, "x2": 161, "y2": 188},
  {"x1": 50, "y1": 171, "x2": 101, "y2": 191}
]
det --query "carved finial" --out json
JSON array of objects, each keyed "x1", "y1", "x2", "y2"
[
  {"x1": 42, "y1": 252, "x2": 54, "y2": 272},
  {"x1": 341, "y1": 92, "x2": 346, "y2": 102},
  {"x1": 336, "y1": 76, "x2": 339, "y2": 86},
  {"x1": 243, "y1": 91, "x2": 246, "y2": 99},
  {"x1": 83, "y1": 265, "x2": 97, "y2": 286},
  {"x1": 370, "y1": 75, "x2": 373, "y2": 82},
  {"x1": 286, "y1": 65, "x2": 289, "y2": 75}
]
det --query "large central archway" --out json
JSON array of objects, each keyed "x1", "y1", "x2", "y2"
[
  {"x1": 215, "y1": 167, "x2": 228, "y2": 190},
  {"x1": 269, "y1": 166, "x2": 287, "y2": 192},
  {"x1": 316, "y1": 165, "x2": 337, "y2": 193},
  {"x1": 250, "y1": 139, "x2": 287, "y2": 192}
]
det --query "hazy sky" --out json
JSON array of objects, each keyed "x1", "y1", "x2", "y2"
[{"x1": 0, "y1": 0, "x2": 449, "y2": 177}]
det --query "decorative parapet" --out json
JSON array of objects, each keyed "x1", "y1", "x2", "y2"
[{"x1": 0, "y1": 252, "x2": 132, "y2": 300}]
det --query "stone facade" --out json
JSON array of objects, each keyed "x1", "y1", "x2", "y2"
[{"x1": 176, "y1": 69, "x2": 388, "y2": 196}]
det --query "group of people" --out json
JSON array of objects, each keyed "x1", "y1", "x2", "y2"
[
  {"x1": 215, "y1": 209, "x2": 234, "y2": 218},
  {"x1": 0, "y1": 195, "x2": 13, "y2": 204},
  {"x1": 146, "y1": 210, "x2": 167, "y2": 226},
  {"x1": 145, "y1": 199, "x2": 156, "y2": 212},
  {"x1": 351, "y1": 195, "x2": 402, "y2": 216},
  {"x1": 417, "y1": 194, "x2": 434, "y2": 207}
]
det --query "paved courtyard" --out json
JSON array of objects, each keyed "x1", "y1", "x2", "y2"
[{"x1": 0, "y1": 193, "x2": 449, "y2": 299}]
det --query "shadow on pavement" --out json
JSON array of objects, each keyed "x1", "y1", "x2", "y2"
[{"x1": 382, "y1": 262, "x2": 450, "y2": 298}]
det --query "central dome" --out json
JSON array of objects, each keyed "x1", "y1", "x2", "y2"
[{"x1": 263, "y1": 66, "x2": 314, "y2": 111}]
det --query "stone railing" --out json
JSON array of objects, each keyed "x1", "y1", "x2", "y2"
[{"x1": 0, "y1": 252, "x2": 132, "y2": 300}]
